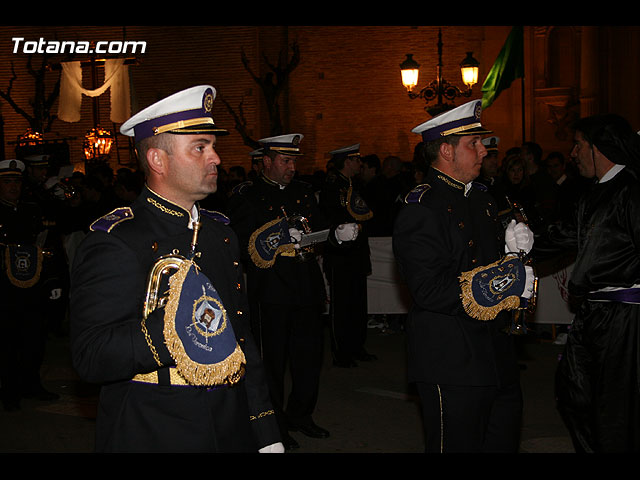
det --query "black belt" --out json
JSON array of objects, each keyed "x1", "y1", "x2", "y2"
[{"x1": 131, "y1": 367, "x2": 228, "y2": 389}]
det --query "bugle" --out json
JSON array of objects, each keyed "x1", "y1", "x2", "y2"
[{"x1": 503, "y1": 198, "x2": 539, "y2": 335}]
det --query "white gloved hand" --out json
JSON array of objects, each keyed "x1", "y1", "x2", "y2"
[
  {"x1": 335, "y1": 223, "x2": 359, "y2": 243},
  {"x1": 258, "y1": 442, "x2": 285, "y2": 453},
  {"x1": 505, "y1": 219, "x2": 534, "y2": 254},
  {"x1": 289, "y1": 228, "x2": 302, "y2": 249},
  {"x1": 521, "y1": 266, "x2": 535, "y2": 299}
]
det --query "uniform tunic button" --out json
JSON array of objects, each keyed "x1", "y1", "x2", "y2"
[
  {"x1": 468, "y1": 239, "x2": 474, "y2": 247},
  {"x1": 472, "y1": 258, "x2": 477, "y2": 264},
  {"x1": 237, "y1": 310, "x2": 243, "y2": 315},
  {"x1": 233, "y1": 261, "x2": 239, "y2": 267},
  {"x1": 224, "y1": 237, "x2": 230, "y2": 244},
  {"x1": 458, "y1": 222, "x2": 464, "y2": 229}
]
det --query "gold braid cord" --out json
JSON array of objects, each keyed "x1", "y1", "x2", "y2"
[
  {"x1": 345, "y1": 186, "x2": 373, "y2": 221},
  {"x1": 248, "y1": 217, "x2": 295, "y2": 269},
  {"x1": 459, "y1": 256, "x2": 521, "y2": 321},
  {"x1": 163, "y1": 259, "x2": 246, "y2": 386}
]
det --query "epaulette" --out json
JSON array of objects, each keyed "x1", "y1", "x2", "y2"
[
  {"x1": 231, "y1": 180, "x2": 253, "y2": 195},
  {"x1": 404, "y1": 183, "x2": 431, "y2": 204},
  {"x1": 472, "y1": 181, "x2": 488, "y2": 192},
  {"x1": 89, "y1": 207, "x2": 134, "y2": 233},
  {"x1": 200, "y1": 209, "x2": 230, "y2": 225}
]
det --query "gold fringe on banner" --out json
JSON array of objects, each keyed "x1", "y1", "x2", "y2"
[
  {"x1": 248, "y1": 217, "x2": 295, "y2": 269},
  {"x1": 4, "y1": 245, "x2": 43, "y2": 288},
  {"x1": 346, "y1": 185, "x2": 373, "y2": 222},
  {"x1": 459, "y1": 257, "x2": 522, "y2": 321},
  {"x1": 163, "y1": 259, "x2": 246, "y2": 386}
]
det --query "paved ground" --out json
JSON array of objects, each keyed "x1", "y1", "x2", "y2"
[{"x1": 0, "y1": 322, "x2": 574, "y2": 454}]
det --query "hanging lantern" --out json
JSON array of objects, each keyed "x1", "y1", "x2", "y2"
[
  {"x1": 18, "y1": 129, "x2": 43, "y2": 147},
  {"x1": 83, "y1": 126, "x2": 114, "y2": 160}
]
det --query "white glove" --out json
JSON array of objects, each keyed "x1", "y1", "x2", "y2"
[
  {"x1": 258, "y1": 442, "x2": 285, "y2": 453},
  {"x1": 335, "y1": 223, "x2": 359, "y2": 243},
  {"x1": 505, "y1": 219, "x2": 534, "y2": 254},
  {"x1": 521, "y1": 266, "x2": 535, "y2": 299},
  {"x1": 289, "y1": 227, "x2": 302, "y2": 249}
]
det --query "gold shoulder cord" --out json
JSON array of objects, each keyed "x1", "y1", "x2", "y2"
[{"x1": 141, "y1": 316, "x2": 163, "y2": 367}]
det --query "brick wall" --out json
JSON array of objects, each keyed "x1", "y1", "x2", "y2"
[
  {"x1": 0, "y1": 25, "x2": 491, "y2": 176},
  {"x1": 2, "y1": 25, "x2": 639, "y2": 178}
]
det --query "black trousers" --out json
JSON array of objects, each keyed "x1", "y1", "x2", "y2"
[
  {"x1": 326, "y1": 260, "x2": 368, "y2": 363},
  {"x1": 1, "y1": 286, "x2": 47, "y2": 406},
  {"x1": 556, "y1": 301, "x2": 640, "y2": 453},
  {"x1": 258, "y1": 302, "x2": 325, "y2": 431},
  {"x1": 415, "y1": 382, "x2": 523, "y2": 453}
]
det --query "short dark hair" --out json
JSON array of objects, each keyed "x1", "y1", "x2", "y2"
[
  {"x1": 361, "y1": 154, "x2": 381, "y2": 173},
  {"x1": 423, "y1": 136, "x2": 461, "y2": 164},
  {"x1": 522, "y1": 141, "x2": 543, "y2": 164},
  {"x1": 135, "y1": 133, "x2": 175, "y2": 175},
  {"x1": 572, "y1": 114, "x2": 640, "y2": 166}
]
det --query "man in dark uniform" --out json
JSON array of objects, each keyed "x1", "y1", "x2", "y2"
[
  {"x1": 478, "y1": 136, "x2": 500, "y2": 191},
  {"x1": 0, "y1": 159, "x2": 59, "y2": 410},
  {"x1": 21, "y1": 154, "x2": 71, "y2": 337},
  {"x1": 393, "y1": 100, "x2": 535, "y2": 452},
  {"x1": 319, "y1": 144, "x2": 375, "y2": 367},
  {"x1": 226, "y1": 134, "x2": 358, "y2": 450},
  {"x1": 541, "y1": 114, "x2": 640, "y2": 452},
  {"x1": 70, "y1": 85, "x2": 282, "y2": 453}
]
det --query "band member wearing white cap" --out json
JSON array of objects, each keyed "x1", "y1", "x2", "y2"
[
  {"x1": 319, "y1": 144, "x2": 376, "y2": 367},
  {"x1": 70, "y1": 85, "x2": 282, "y2": 452},
  {"x1": 478, "y1": 136, "x2": 500, "y2": 189},
  {"x1": 227, "y1": 134, "x2": 359, "y2": 449},
  {"x1": 539, "y1": 114, "x2": 640, "y2": 452},
  {"x1": 393, "y1": 100, "x2": 535, "y2": 452},
  {"x1": 0, "y1": 159, "x2": 60, "y2": 410}
]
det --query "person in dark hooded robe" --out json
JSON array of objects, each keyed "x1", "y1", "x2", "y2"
[{"x1": 537, "y1": 113, "x2": 640, "y2": 452}]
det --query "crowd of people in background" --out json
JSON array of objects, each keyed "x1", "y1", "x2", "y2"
[
  {"x1": 0, "y1": 137, "x2": 590, "y2": 414},
  {"x1": 14, "y1": 136, "x2": 593, "y2": 330},
  {"x1": 18, "y1": 138, "x2": 586, "y2": 249}
]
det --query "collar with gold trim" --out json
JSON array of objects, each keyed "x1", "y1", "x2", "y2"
[
  {"x1": 144, "y1": 186, "x2": 196, "y2": 225},
  {"x1": 259, "y1": 173, "x2": 287, "y2": 190},
  {"x1": 431, "y1": 167, "x2": 474, "y2": 197}
]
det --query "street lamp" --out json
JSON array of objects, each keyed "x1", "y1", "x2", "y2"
[{"x1": 400, "y1": 28, "x2": 479, "y2": 116}]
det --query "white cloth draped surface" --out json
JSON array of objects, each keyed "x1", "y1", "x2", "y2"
[{"x1": 58, "y1": 58, "x2": 131, "y2": 124}]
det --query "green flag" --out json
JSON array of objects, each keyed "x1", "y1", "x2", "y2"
[{"x1": 481, "y1": 26, "x2": 524, "y2": 109}]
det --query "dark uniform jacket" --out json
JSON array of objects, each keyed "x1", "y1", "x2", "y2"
[
  {"x1": 0, "y1": 198, "x2": 45, "y2": 295},
  {"x1": 393, "y1": 167, "x2": 519, "y2": 388},
  {"x1": 319, "y1": 170, "x2": 371, "y2": 274},
  {"x1": 70, "y1": 186, "x2": 280, "y2": 452},
  {"x1": 0, "y1": 198, "x2": 43, "y2": 245},
  {"x1": 226, "y1": 174, "x2": 334, "y2": 307}
]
